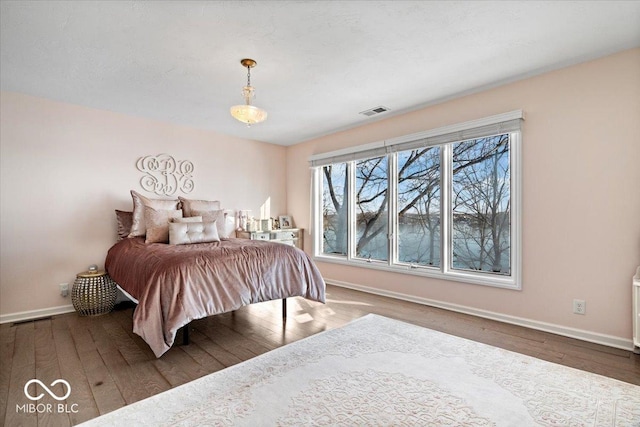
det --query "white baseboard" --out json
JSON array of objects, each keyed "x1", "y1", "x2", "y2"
[
  {"x1": 1, "y1": 282, "x2": 633, "y2": 351},
  {"x1": 0, "y1": 304, "x2": 76, "y2": 324},
  {"x1": 327, "y1": 279, "x2": 634, "y2": 351}
]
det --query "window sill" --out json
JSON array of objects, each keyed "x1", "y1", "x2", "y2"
[{"x1": 313, "y1": 254, "x2": 521, "y2": 290}]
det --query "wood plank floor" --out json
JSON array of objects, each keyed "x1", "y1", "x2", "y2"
[{"x1": 1, "y1": 284, "x2": 639, "y2": 426}]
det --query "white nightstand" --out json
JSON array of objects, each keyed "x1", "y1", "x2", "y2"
[{"x1": 236, "y1": 228, "x2": 304, "y2": 250}]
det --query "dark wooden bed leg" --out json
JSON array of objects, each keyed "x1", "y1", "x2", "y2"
[
  {"x1": 282, "y1": 298, "x2": 287, "y2": 320},
  {"x1": 181, "y1": 323, "x2": 190, "y2": 345}
]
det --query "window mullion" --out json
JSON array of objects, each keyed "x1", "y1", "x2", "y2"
[
  {"x1": 441, "y1": 144, "x2": 452, "y2": 275},
  {"x1": 511, "y1": 131, "x2": 522, "y2": 288},
  {"x1": 388, "y1": 153, "x2": 397, "y2": 266},
  {"x1": 347, "y1": 161, "x2": 356, "y2": 261}
]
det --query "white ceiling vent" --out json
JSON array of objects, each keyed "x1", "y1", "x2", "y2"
[{"x1": 359, "y1": 106, "x2": 390, "y2": 117}]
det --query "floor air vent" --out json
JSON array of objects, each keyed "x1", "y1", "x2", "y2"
[{"x1": 359, "y1": 106, "x2": 390, "y2": 117}]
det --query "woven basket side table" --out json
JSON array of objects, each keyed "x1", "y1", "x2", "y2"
[{"x1": 72, "y1": 270, "x2": 117, "y2": 316}]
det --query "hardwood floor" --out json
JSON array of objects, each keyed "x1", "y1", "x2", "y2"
[{"x1": 1, "y1": 284, "x2": 639, "y2": 426}]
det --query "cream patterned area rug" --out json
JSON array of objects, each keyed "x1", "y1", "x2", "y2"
[{"x1": 80, "y1": 314, "x2": 640, "y2": 426}]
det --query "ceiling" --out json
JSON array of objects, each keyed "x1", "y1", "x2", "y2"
[{"x1": 1, "y1": 1, "x2": 639, "y2": 146}]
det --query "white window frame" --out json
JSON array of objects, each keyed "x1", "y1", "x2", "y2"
[{"x1": 310, "y1": 111, "x2": 523, "y2": 290}]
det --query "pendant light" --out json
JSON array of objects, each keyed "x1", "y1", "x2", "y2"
[{"x1": 229, "y1": 58, "x2": 267, "y2": 126}]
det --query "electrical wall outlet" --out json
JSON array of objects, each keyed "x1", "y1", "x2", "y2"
[
  {"x1": 573, "y1": 299, "x2": 586, "y2": 315},
  {"x1": 59, "y1": 283, "x2": 69, "y2": 297}
]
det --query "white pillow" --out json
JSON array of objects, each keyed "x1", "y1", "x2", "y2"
[
  {"x1": 169, "y1": 221, "x2": 220, "y2": 245},
  {"x1": 192, "y1": 209, "x2": 236, "y2": 239}
]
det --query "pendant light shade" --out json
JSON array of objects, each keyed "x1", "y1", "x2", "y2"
[{"x1": 230, "y1": 59, "x2": 267, "y2": 126}]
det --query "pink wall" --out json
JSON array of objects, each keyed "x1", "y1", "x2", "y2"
[
  {"x1": 287, "y1": 49, "x2": 640, "y2": 341},
  {"x1": 0, "y1": 92, "x2": 287, "y2": 316}
]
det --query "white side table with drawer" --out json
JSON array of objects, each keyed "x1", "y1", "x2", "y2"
[{"x1": 236, "y1": 228, "x2": 304, "y2": 250}]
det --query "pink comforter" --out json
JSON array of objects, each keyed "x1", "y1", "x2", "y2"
[{"x1": 105, "y1": 237, "x2": 326, "y2": 357}]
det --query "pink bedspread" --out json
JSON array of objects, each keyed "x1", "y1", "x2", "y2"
[{"x1": 105, "y1": 237, "x2": 326, "y2": 357}]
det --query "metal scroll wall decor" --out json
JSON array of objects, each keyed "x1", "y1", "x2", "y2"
[{"x1": 136, "y1": 154, "x2": 195, "y2": 196}]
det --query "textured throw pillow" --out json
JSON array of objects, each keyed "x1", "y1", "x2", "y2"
[
  {"x1": 192, "y1": 209, "x2": 236, "y2": 239},
  {"x1": 169, "y1": 221, "x2": 220, "y2": 245},
  {"x1": 179, "y1": 197, "x2": 221, "y2": 217},
  {"x1": 115, "y1": 210, "x2": 133, "y2": 240},
  {"x1": 144, "y1": 207, "x2": 183, "y2": 244},
  {"x1": 128, "y1": 190, "x2": 179, "y2": 237},
  {"x1": 171, "y1": 216, "x2": 203, "y2": 223}
]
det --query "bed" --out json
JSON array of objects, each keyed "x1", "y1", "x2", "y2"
[
  {"x1": 105, "y1": 192, "x2": 326, "y2": 357},
  {"x1": 106, "y1": 237, "x2": 325, "y2": 357}
]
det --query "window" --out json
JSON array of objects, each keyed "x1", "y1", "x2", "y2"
[
  {"x1": 397, "y1": 147, "x2": 441, "y2": 267},
  {"x1": 322, "y1": 163, "x2": 348, "y2": 256},
  {"x1": 355, "y1": 156, "x2": 388, "y2": 262},
  {"x1": 310, "y1": 111, "x2": 522, "y2": 289},
  {"x1": 451, "y1": 135, "x2": 510, "y2": 275}
]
